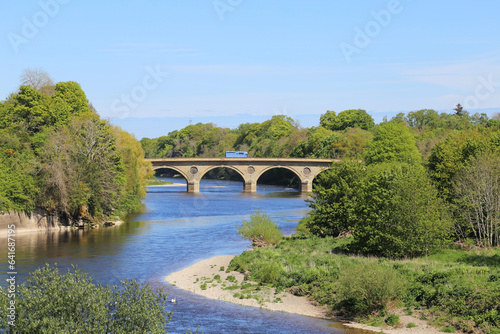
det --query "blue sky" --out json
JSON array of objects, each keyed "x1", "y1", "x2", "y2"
[{"x1": 1, "y1": 0, "x2": 499, "y2": 138}]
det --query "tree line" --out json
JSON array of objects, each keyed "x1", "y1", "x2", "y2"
[{"x1": 0, "y1": 69, "x2": 152, "y2": 225}]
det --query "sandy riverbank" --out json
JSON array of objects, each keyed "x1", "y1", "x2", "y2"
[
  {"x1": 147, "y1": 182, "x2": 186, "y2": 187},
  {"x1": 165, "y1": 255, "x2": 445, "y2": 334},
  {"x1": 165, "y1": 255, "x2": 329, "y2": 318}
]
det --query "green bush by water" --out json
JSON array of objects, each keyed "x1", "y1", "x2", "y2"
[{"x1": 236, "y1": 210, "x2": 283, "y2": 247}]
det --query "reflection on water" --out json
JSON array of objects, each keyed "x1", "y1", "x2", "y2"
[{"x1": 0, "y1": 178, "x2": 363, "y2": 333}]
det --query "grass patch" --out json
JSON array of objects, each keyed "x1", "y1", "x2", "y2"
[{"x1": 226, "y1": 275, "x2": 237, "y2": 283}]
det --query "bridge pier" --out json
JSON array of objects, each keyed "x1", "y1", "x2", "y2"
[
  {"x1": 301, "y1": 180, "x2": 313, "y2": 193},
  {"x1": 187, "y1": 180, "x2": 200, "y2": 193},
  {"x1": 243, "y1": 181, "x2": 257, "y2": 193}
]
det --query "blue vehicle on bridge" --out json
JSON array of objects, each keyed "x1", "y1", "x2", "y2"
[{"x1": 225, "y1": 151, "x2": 248, "y2": 158}]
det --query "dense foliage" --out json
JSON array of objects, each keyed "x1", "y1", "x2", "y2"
[
  {"x1": 0, "y1": 265, "x2": 170, "y2": 333},
  {"x1": 306, "y1": 162, "x2": 451, "y2": 258},
  {"x1": 0, "y1": 75, "x2": 152, "y2": 224}
]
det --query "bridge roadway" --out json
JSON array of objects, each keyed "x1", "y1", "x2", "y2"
[{"x1": 146, "y1": 158, "x2": 338, "y2": 193}]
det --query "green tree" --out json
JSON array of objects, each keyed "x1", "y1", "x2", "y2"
[
  {"x1": 353, "y1": 164, "x2": 451, "y2": 258},
  {"x1": 290, "y1": 126, "x2": 333, "y2": 158},
  {"x1": 364, "y1": 122, "x2": 421, "y2": 165},
  {"x1": 427, "y1": 128, "x2": 500, "y2": 199},
  {"x1": 53, "y1": 82, "x2": 91, "y2": 112},
  {"x1": 3, "y1": 265, "x2": 170, "y2": 333},
  {"x1": 320, "y1": 109, "x2": 374, "y2": 131},
  {"x1": 10, "y1": 86, "x2": 53, "y2": 133},
  {"x1": 39, "y1": 113, "x2": 122, "y2": 220},
  {"x1": 405, "y1": 109, "x2": 440, "y2": 129},
  {"x1": 113, "y1": 126, "x2": 154, "y2": 214},
  {"x1": 306, "y1": 161, "x2": 364, "y2": 236},
  {"x1": 313, "y1": 127, "x2": 372, "y2": 159},
  {"x1": 0, "y1": 130, "x2": 39, "y2": 212},
  {"x1": 139, "y1": 137, "x2": 157, "y2": 158}
]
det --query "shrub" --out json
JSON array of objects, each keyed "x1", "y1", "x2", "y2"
[
  {"x1": 385, "y1": 314, "x2": 400, "y2": 326},
  {"x1": 236, "y1": 210, "x2": 283, "y2": 247},
  {"x1": 336, "y1": 262, "x2": 408, "y2": 316},
  {"x1": 407, "y1": 322, "x2": 417, "y2": 328},
  {"x1": 2, "y1": 265, "x2": 170, "y2": 333},
  {"x1": 254, "y1": 262, "x2": 283, "y2": 284}
]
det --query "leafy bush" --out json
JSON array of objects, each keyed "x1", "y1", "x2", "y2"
[
  {"x1": 1, "y1": 265, "x2": 170, "y2": 333},
  {"x1": 253, "y1": 262, "x2": 283, "y2": 284},
  {"x1": 336, "y1": 262, "x2": 408, "y2": 316},
  {"x1": 236, "y1": 210, "x2": 283, "y2": 247}
]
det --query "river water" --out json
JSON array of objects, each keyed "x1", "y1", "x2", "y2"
[{"x1": 1, "y1": 178, "x2": 362, "y2": 333}]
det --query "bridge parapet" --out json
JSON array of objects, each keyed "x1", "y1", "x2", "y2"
[{"x1": 146, "y1": 158, "x2": 338, "y2": 193}]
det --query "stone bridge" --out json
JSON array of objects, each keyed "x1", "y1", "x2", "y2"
[{"x1": 146, "y1": 158, "x2": 337, "y2": 193}]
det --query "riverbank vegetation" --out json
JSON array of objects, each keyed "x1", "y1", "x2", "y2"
[
  {"x1": 229, "y1": 235, "x2": 500, "y2": 333},
  {"x1": 0, "y1": 69, "x2": 152, "y2": 226},
  {"x1": 0, "y1": 265, "x2": 171, "y2": 333}
]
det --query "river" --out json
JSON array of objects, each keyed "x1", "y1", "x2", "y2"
[{"x1": 1, "y1": 177, "x2": 361, "y2": 333}]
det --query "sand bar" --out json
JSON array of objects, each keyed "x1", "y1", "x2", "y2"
[
  {"x1": 147, "y1": 182, "x2": 186, "y2": 187},
  {"x1": 165, "y1": 255, "x2": 329, "y2": 318}
]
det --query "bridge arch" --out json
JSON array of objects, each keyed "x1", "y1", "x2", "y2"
[
  {"x1": 255, "y1": 166, "x2": 302, "y2": 190},
  {"x1": 152, "y1": 165, "x2": 189, "y2": 180},
  {"x1": 152, "y1": 165, "x2": 190, "y2": 190},
  {"x1": 199, "y1": 165, "x2": 247, "y2": 190}
]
